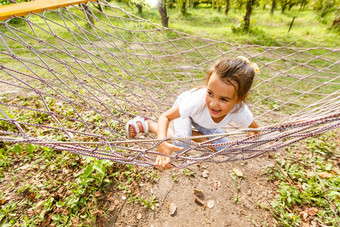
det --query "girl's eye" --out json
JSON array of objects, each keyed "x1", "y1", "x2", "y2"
[
  {"x1": 221, "y1": 98, "x2": 229, "y2": 102},
  {"x1": 207, "y1": 91, "x2": 213, "y2": 96}
]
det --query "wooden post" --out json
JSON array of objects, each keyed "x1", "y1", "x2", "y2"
[{"x1": 288, "y1": 16, "x2": 296, "y2": 32}]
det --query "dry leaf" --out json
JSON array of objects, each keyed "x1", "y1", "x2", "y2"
[
  {"x1": 194, "y1": 198, "x2": 205, "y2": 206},
  {"x1": 0, "y1": 199, "x2": 8, "y2": 205},
  {"x1": 194, "y1": 189, "x2": 204, "y2": 198},
  {"x1": 41, "y1": 214, "x2": 52, "y2": 227},
  {"x1": 169, "y1": 202, "x2": 177, "y2": 216},
  {"x1": 318, "y1": 172, "x2": 333, "y2": 178},
  {"x1": 307, "y1": 207, "x2": 318, "y2": 216},
  {"x1": 95, "y1": 190, "x2": 103, "y2": 197}
]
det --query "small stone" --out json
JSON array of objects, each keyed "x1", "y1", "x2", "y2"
[
  {"x1": 214, "y1": 180, "x2": 221, "y2": 189},
  {"x1": 169, "y1": 202, "x2": 177, "y2": 216},
  {"x1": 202, "y1": 170, "x2": 209, "y2": 178},
  {"x1": 207, "y1": 200, "x2": 214, "y2": 209},
  {"x1": 137, "y1": 213, "x2": 142, "y2": 219},
  {"x1": 122, "y1": 196, "x2": 127, "y2": 200}
]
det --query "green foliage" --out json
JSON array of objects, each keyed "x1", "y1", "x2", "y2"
[{"x1": 263, "y1": 131, "x2": 340, "y2": 225}]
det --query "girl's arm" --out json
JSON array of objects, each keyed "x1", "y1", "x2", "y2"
[{"x1": 155, "y1": 105, "x2": 183, "y2": 170}]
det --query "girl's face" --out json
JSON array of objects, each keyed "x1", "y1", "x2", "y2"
[{"x1": 205, "y1": 72, "x2": 239, "y2": 123}]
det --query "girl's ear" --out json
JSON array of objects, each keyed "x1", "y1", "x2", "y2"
[{"x1": 238, "y1": 94, "x2": 247, "y2": 103}]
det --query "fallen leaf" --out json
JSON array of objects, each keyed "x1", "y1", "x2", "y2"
[
  {"x1": 169, "y1": 202, "x2": 177, "y2": 216},
  {"x1": 35, "y1": 200, "x2": 44, "y2": 214},
  {"x1": 41, "y1": 214, "x2": 52, "y2": 227},
  {"x1": 95, "y1": 190, "x2": 103, "y2": 197},
  {"x1": 0, "y1": 199, "x2": 8, "y2": 205},
  {"x1": 300, "y1": 211, "x2": 308, "y2": 220},
  {"x1": 318, "y1": 172, "x2": 333, "y2": 178},
  {"x1": 27, "y1": 192, "x2": 36, "y2": 200},
  {"x1": 307, "y1": 207, "x2": 318, "y2": 216},
  {"x1": 194, "y1": 189, "x2": 204, "y2": 198},
  {"x1": 194, "y1": 198, "x2": 205, "y2": 206}
]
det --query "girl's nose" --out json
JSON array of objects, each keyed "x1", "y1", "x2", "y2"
[{"x1": 210, "y1": 99, "x2": 219, "y2": 108}]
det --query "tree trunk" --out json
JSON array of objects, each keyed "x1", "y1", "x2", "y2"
[
  {"x1": 181, "y1": 0, "x2": 187, "y2": 15},
  {"x1": 158, "y1": 0, "x2": 169, "y2": 27},
  {"x1": 244, "y1": 0, "x2": 254, "y2": 31},
  {"x1": 136, "y1": 3, "x2": 143, "y2": 15},
  {"x1": 281, "y1": 3, "x2": 287, "y2": 13},
  {"x1": 94, "y1": 1, "x2": 104, "y2": 12},
  {"x1": 288, "y1": 3, "x2": 294, "y2": 11},
  {"x1": 81, "y1": 3, "x2": 95, "y2": 25},
  {"x1": 225, "y1": 0, "x2": 230, "y2": 15},
  {"x1": 331, "y1": 16, "x2": 340, "y2": 28},
  {"x1": 263, "y1": 4, "x2": 266, "y2": 10},
  {"x1": 270, "y1": 0, "x2": 276, "y2": 15}
]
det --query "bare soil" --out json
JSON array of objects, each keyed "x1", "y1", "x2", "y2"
[{"x1": 106, "y1": 154, "x2": 277, "y2": 226}]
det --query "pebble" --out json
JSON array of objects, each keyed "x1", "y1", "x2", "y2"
[
  {"x1": 202, "y1": 170, "x2": 209, "y2": 178},
  {"x1": 207, "y1": 200, "x2": 215, "y2": 209},
  {"x1": 137, "y1": 213, "x2": 142, "y2": 219}
]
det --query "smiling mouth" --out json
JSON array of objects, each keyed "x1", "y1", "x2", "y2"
[{"x1": 210, "y1": 108, "x2": 221, "y2": 114}]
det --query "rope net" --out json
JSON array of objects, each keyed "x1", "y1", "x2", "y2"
[{"x1": 0, "y1": 0, "x2": 339, "y2": 167}]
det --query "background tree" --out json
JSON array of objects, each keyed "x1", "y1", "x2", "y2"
[
  {"x1": 244, "y1": 0, "x2": 256, "y2": 31},
  {"x1": 177, "y1": 0, "x2": 189, "y2": 15},
  {"x1": 280, "y1": 0, "x2": 296, "y2": 13},
  {"x1": 270, "y1": 0, "x2": 276, "y2": 14},
  {"x1": 158, "y1": 0, "x2": 169, "y2": 27},
  {"x1": 213, "y1": 0, "x2": 224, "y2": 10},
  {"x1": 298, "y1": 0, "x2": 308, "y2": 10},
  {"x1": 225, "y1": 0, "x2": 231, "y2": 14},
  {"x1": 130, "y1": 0, "x2": 148, "y2": 15}
]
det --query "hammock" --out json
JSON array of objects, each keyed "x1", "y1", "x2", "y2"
[{"x1": 0, "y1": 0, "x2": 339, "y2": 168}]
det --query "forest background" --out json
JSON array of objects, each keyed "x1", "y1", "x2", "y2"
[{"x1": 0, "y1": 0, "x2": 339, "y2": 226}]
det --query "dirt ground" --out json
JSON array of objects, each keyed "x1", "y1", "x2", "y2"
[{"x1": 105, "y1": 154, "x2": 277, "y2": 227}]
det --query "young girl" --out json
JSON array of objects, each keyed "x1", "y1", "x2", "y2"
[{"x1": 126, "y1": 56, "x2": 260, "y2": 170}]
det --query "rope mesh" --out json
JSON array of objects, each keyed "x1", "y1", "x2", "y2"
[{"x1": 0, "y1": 0, "x2": 339, "y2": 167}]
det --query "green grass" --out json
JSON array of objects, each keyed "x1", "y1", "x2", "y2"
[{"x1": 117, "y1": 3, "x2": 340, "y2": 47}]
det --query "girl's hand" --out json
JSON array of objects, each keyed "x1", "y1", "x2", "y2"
[
  {"x1": 154, "y1": 142, "x2": 182, "y2": 170},
  {"x1": 247, "y1": 131, "x2": 259, "y2": 137},
  {"x1": 247, "y1": 120, "x2": 259, "y2": 137}
]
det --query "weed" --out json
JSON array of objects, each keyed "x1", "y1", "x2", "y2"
[
  {"x1": 171, "y1": 174, "x2": 179, "y2": 183},
  {"x1": 181, "y1": 168, "x2": 196, "y2": 177},
  {"x1": 263, "y1": 131, "x2": 340, "y2": 225}
]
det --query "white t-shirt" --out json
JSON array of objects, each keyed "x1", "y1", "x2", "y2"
[{"x1": 175, "y1": 88, "x2": 253, "y2": 129}]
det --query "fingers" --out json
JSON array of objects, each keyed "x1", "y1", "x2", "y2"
[
  {"x1": 154, "y1": 144, "x2": 182, "y2": 170},
  {"x1": 169, "y1": 144, "x2": 183, "y2": 152},
  {"x1": 154, "y1": 155, "x2": 172, "y2": 170}
]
